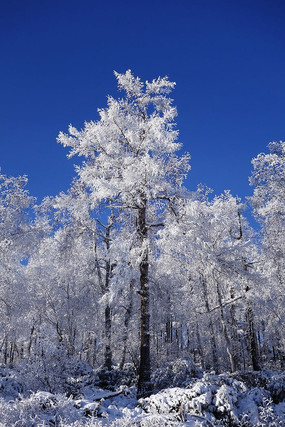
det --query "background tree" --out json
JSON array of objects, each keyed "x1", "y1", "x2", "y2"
[
  {"x1": 0, "y1": 173, "x2": 36, "y2": 363},
  {"x1": 250, "y1": 141, "x2": 285, "y2": 367},
  {"x1": 157, "y1": 189, "x2": 259, "y2": 372}
]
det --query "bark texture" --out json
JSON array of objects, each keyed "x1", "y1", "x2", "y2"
[{"x1": 137, "y1": 203, "x2": 152, "y2": 398}]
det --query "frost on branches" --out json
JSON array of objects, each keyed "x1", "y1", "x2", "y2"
[
  {"x1": 250, "y1": 141, "x2": 285, "y2": 365},
  {"x1": 57, "y1": 70, "x2": 190, "y2": 398},
  {"x1": 0, "y1": 73, "x2": 284, "y2": 425}
]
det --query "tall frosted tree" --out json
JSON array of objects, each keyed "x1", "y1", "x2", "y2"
[
  {"x1": 58, "y1": 70, "x2": 190, "y2": 397},
  {"x1": 0, "y1": 173, "x2": 35, "y2": 363},
  {"x1": 250, "y1": 141, "x2": 285, "y2": 366}
]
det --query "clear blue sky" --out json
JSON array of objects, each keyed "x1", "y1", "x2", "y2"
[{"x1": 1, "y1": 0, "x2": 285, "y2": 202}]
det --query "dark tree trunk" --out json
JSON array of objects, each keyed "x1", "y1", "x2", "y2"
[
  {"x1": 200, "y1": 276, "x2": 218, "y2": 370},
  {"x1": 94, "y1": 222, "x2": 113, "y2": 371},
  {"x1": 103, "y1": 248, "x2": 112, "y2": 370},
  {"x1": 120, "y1": 279, "x2": 135, "y2": 369},
  {"x1": 27, "y1": 324, "x2": 35, "y2": 356},
  {"x1": 196, "y1": 322, "x2": 205, "y2": 369},
  {"x1": 216, "y1": 279, "x2": 236, "y2": 373},
  {"x1": 229, "y1": 287, "x2": 240, "y2": 371},
  {"x1": 137, "y1": 203, "x2": 152, "y2": 399},
  {"x1": 104, "y1": 302, "x2": 112, "y2": 370},
  {"x1": 242, "y1": 261, "x2": 260, "y2": 371},
  {"x1": 165, "y1": 294, "x2": 173, "y2": 344},
  {"x1": 247, "y1": 302, "x2": 260, "y2": 371}
]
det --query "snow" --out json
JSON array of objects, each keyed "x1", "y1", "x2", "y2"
[{"x1": 0, "y1": 367, "x2": 283, "y2": 425}]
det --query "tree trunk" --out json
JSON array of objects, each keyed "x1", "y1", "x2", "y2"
[
  {"x1": 229, "y1": 286, "x2": 240, "y2": 371},
  {"x1": 104, "y1": 302, "x2": 112, "y2": 370},
  {"x1": 196, "y1": 322, "x2": 205, "y2": 369},
  {"x1": 247, "y1": 302, "x2": 260, "y2": 371},
  {"x1": 200, "y1": 276, "x2": 218, "y2": 370},
  {"x1": 137, "y1": 203, "x2": 152, "y2": 398},
  {"x1": 94, "y1": 223, "x2": 113, "y2": 371},
  {"x1": 120, "y1": 279, "x2": 135, "y2": 369},
  {"x1": 165, "y1": 294, "x2": 173, "y2": 344},
  {"x1": 216, "y1": 279, "x2": 237, "y2": 373},
  {"x1": 242, "y1": 261, "x2": 260, "y2": 371},
  {"x1": 103, "y1": 255, "x2": 112, "y2": 370}
]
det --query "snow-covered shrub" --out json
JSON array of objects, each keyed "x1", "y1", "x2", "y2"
[
  {"x1": 0, "y1": 370, "x2": 281, "y2": 426},
  {"x1": 73, "y1": 360, "x2": 94, "y2": 377},
  {"x1": 267, "y1": 372, "x2": 285, "y2": 404},
  {"x1": 232, "y1": 371, "x2": 269, "y2": 390},
  {"x1": 257, "y1": 397, "x2": 284, "y2": 427},
  {"x1": 233, "y1": 370, "x2": 285, "y2": 404},
  {"x1": 94, "y1": 365, "x2": 137, "y2": 390},
  {"x1": 57, "y1": 415, "x2": 192, "y2": 426},
  {"x1": 214, "y1": 383, "x2": 239, "y2": 424},
  {"x1": 0, "y1": 392, "x2": 80, "y2": 426},
  {"x1": 17, "y1": 326, "x2": 77, "y2": 394},
  {"x1": 171, "y1": 358, "x2": 202, "y2": 386},
  {"x1": 0, "y1": 376, "x2": 24, "y2": 400},
  {"x1": 139, "y1": 372, "x2": 272, "y2": 426},
  {"x1": 0, "y1": 366, "x2": 24, "y2": 400},
  {"x1": 151, "y1": 366, "x2": 175, "y2": 391},
  {"x1": 151, "y1": 358, "x2": 201, "y2": 391}
]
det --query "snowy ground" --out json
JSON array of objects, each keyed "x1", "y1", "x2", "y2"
[{"x1": 0, "y1": 364, "x2": 284, "y2": 426}]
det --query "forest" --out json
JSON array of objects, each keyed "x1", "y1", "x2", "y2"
[{"x1": 0, "y1": 71, "x2": 284, "y2": 426}]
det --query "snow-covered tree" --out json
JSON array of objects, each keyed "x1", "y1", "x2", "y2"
[
  {"x1": 250, "y1": 141, "x2": 285, "y2": 366},
  {"x1": 57, "y1": 70, "x2": 190, "y2": 397},
  {"x1": 50, "y1": 181, "x2": 120, "y2": 370},
  {"x1": 0, "y1": 172, "x2": 36, "y2": 363},
  {"x1": 158, "y1": 189, "x2": 259, "y2": 372}
]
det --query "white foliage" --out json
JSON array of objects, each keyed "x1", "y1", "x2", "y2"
[
  {"x1": 250, "y1": 140, "x2": 285, "y2": 357},
  {"x1": 57, "y1": 70, "x2": 190, "y2": 208}
]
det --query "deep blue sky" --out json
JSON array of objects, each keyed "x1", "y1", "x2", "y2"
[{"x1": 1, "y1": 0, "x2": 285, "y2": 203}]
